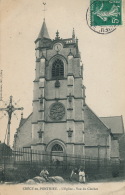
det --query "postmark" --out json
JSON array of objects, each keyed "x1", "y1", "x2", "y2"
[{"x1": 86, "y1": 0, "x2": 122, "y2": 34}]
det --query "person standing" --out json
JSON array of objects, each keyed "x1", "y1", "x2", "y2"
[
  {"x1": 70, "y1": 167, "x2": 79, "y2": 181},
  {"x1": 79, "y1": 168, "x2": 85, "y2": 183}
]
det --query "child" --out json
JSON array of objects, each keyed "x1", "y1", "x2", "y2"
[
  {"x1": 40, "y1": 167, "x2": 49, "y2": 181},
  {"x1": 79, "y1": 168, "x2": 85, "y2": 183}
]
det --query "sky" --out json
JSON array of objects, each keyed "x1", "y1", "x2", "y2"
[{"x1": 0, "y1": 0, "x2": 125, "y2": 146}]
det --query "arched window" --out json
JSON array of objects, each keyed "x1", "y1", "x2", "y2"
[
  {"x1": 51, "y1": 144, "x2": 64, "y2": 162},
  {"x1": 51, "y1": 144, "x2": 63, "y2": 152},
  {"x1": 52, "y1": 59, "x2": 64, "y2": 78}
]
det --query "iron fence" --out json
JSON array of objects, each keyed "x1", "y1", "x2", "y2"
[{"x1": 0, "y1": 147, "x2": 124, "y2": 182}]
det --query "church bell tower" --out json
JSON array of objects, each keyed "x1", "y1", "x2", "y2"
[{"x1": 32, "y1": 19, "x2": 86, "y2": 157}]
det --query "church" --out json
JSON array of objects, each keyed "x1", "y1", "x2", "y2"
[{"x1": 13, "y1": 19, "x2": 124, "y2": 161}]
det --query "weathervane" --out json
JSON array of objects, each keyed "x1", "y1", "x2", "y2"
[
  {"x1": 0, "y1": 96, "x2": 23, "y2": 146},
  {"x1": 43, "y1": 2, "x2": 47, "y2": 19}
]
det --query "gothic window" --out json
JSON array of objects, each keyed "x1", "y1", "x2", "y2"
[
  {"x1": 52, "y1": 59, "x2": 64, "y2": 78},
  {"x1": 51, "y1": 144, "x2": 63, "y2": 152}
]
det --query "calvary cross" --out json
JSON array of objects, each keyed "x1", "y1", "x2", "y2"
[{"x1": 0, "y1": 96, "x2": 23, "y2": 146}]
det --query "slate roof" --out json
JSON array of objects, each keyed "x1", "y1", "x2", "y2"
[
  {"x1": 84, "y1": 105, "x2": 110, "y2": 130},
  {"x1": 18, "y1": 113, "x2": 32, "y2": 128},
  {"x1": 19, "y1": 118, "x2": 27, "y2": 127},
  {"x1": 100, "y1": 116, "x2": 124, "y2": 134},
  {"x1": 37, "y1": 19, "x2": 50, "y2": 40}
]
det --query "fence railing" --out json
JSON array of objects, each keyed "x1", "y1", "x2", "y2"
[
  {"x1": 0, "y1": 147, "x2": 124, "y2": 182},
  {"x1": 0, "y1": 147, "x2": 122, "y2": 167}
]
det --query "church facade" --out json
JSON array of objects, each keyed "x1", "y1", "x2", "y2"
[{"x1": 13, "y1": 20, "x2": 124, "y2": 160}]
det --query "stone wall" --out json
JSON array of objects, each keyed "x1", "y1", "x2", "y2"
[
  {"x1": 14, "y1": 114, "x2": 32, "y2": 148},
  {"x1": 119, "y1": 134, "x2": 125, "y2": 160},
  {"x1": 84, "y1": 105, "x2": 111, "y2": 159}
]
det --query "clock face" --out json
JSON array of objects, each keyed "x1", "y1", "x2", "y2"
[
  {"x1": 50, "y1": 102, "x2": 65, "y2": 120},
  {"x1": 54, "y1": 43, "x2": 63, "y2": 52}
]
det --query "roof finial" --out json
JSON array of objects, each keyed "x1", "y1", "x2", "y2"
[
  {"x1": 72, "y1": 28, "x2": 75, "y2": 39},
  {"x1": 43, "y1": 2, "x2": 47, "y2": 20},
  {"x1": 55, "y1": 30, "x2": 60, "y2": 39},
  {"x1": 75, "y1": 37, "x2": 80, "y2": 58}
]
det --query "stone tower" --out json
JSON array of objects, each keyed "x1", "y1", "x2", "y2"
[
  {"x1": 32, "y1": 19, "x2": 85, "y2": 157},
  {"x1": 13, "y1": 19, "x2": 122, "y2": 162}
]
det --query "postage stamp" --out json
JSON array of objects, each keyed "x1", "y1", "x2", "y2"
[
  {"x1": 90, "y1": 0, "x2": 122, "y2": 26},
  {"x1": 86, "y1": 0, "x2": 122, "y2": 34}
]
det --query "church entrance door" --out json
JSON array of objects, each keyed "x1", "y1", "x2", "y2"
[{"x1": 51, "y1": 144, "x2": 64, "y2": 164}]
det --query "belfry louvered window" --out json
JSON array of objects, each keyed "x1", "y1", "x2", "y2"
[
  {"x1": 52, "y1": 59, "x2": 64, "y2": 78},
  {"x1": 52, "y1": 144, "x2": 63, "y2": 152}
]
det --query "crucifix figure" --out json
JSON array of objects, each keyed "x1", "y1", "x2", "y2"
[
  {"x1": 67, "y1": 128, "x2": 73, "y2": 137},
  {"x1": 37, "y1": 129, "x2": 43, "y2": 139},
  {"x1": 0, "y1": 96, "x2": 23, "y2": 146}
]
